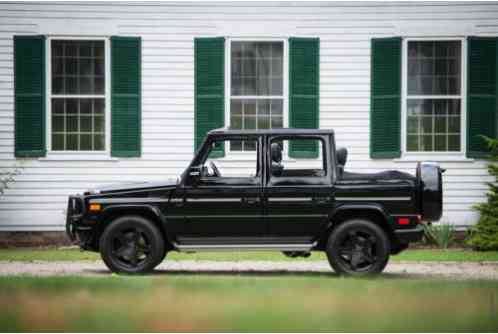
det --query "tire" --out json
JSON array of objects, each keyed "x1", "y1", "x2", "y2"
[
  {"x1": 99, "y1": 215, "x2": 165, "y2": 274},
  {"x1": 326, "y1": 219, "x2": 390, "y2": 276},
  {"x1": 154, "y1": 247, "x2": 168, "y2": 267}
]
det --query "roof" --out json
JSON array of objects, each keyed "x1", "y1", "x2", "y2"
[{"x1": 207, "y1": 128, "x2": 334, "y2": 136}]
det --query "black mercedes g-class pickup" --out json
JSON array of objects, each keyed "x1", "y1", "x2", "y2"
[{"x1": 66, "y1": 128, "x2": 443, "y2": 276}]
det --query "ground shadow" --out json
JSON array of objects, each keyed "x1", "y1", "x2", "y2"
[{"x1": 83, "y1": 268, "x2": 429, "y2": 280}]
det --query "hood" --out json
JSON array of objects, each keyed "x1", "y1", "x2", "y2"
[{"x1": 86, "y1": 179, "x2": 178, "y2": 195}]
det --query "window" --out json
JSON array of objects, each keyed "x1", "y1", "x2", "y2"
[
  {"x1": 229, "y1": 41, "x2": 285, "y2": 151},
  {"x1": 270, "y1": 138, "x2": 325, "y2": 178},
  {"x1": 49, "y1": 39, "x2": 107, "y2": 151},
  {"x1": 405, "y1": 40, "x2": 463, "y2": 152},
  {"x1": 205, "y1": 139, "x2": 259, "y2": 178}
]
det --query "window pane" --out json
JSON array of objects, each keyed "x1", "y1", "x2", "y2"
[
  {"x1": 245, "y1": 116, "x2": 256, "y2": 129},
  {"x1": 52, "y1": 115, "x2": 64, "y2": 132},
  {"x1": 65, "y1": 77, "x2": 78, "y2": 94},
  {"x1": 80, "y1": 134, "x2": 92, "y2": 151},
  {"x1": 407, "y1": 135, "x2": 419, "y2": 151},
  {"x1": 80, "y1": 116, "x2": 92, "y2": 132},
  {"x1": 407, "y1": 41, "x2": 461, "y2": 95},
  {"x1": 66, "y1": 134, "x2": 78, "y2": 150},
  {"x1": 52, "y1": 40, "x2": 105, "y2": 95},
  {"x1": 94, "y1": 134, "x2": 105, "y2": 151},
  {"x1": 406, "y1": 99, "x2": 461, "y2": 152},
  {"x1": 434, "y1": 135, "x2": 447, "y2": 151},
  {"x1": 80, "y1": 99, "x2": 92, "y2": 114},
  {"x1": 448, "y1": 135, "x2": 460, "y2": 151},
  {"x1": 230, "y1": 140, "x2": 242, "y2": 151},
  {"x1": 231, "y1": 100, "x2": 242, "y2": 116},
  {"x1": 229, "y1": 98, "x2": 283, "y2": 151},
  {"x1": 258, "y1": 116, "x2": 270, "y2": 129},
  {"x1": 67, "y1": 115, "x2": 78, "y2": 132},
  {"x1": 51, "y1": 98, "x2": 105, "y2": 151},
  {"x1": 258, "y1": 100, "x2": 270, "y2": 116},
  {"x1": 231, "y1": 41, "x2": 283, "y2": 96},
  {"x1": 94, "y1": 116, "x2": 105, "y2": 132},
  {"x1": 52, "y1": 134, "x2": 64, "y2": 151}
]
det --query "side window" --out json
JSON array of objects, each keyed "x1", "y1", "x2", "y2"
[
  {"x1": 270, "y1": 138, "x2": 326, "y2": 178},
  {"x1": 204, "y1": 138, "x2": 259, "y2": 178}
]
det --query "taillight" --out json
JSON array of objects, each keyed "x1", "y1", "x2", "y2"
[{"x1": 398, "y1": 218, "x2": 410, "y2": 225}]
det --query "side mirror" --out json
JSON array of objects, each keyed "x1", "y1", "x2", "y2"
[{"x1": 187, "y1": 166, "x2": 202, "y2": 185}]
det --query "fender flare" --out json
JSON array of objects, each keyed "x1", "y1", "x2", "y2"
[
  {"x1": 326, "y1": 203, "x2": 391, "y2": 231},
  {"x1": 100, "y1": 204, "x2": 173, "y2": 245}
]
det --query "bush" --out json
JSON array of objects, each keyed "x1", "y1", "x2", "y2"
[
  {"x1": 466, "y1": 136, "x2": 498, "y2": 251},
  {"x1": 0, "y1": 165, "x2": 23, "y2": 196},
  {"x1": 423, "y1": 223, "x2": 455, "y2": 249}
]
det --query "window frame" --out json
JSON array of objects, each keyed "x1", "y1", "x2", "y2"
[
  {"x1": 224, "y1": 37, "x2": 289, "y2": 155},
  {"x1": 45, "y1": 35, "x2": 111, "y2": 155},
  {"x1": 401, "y1": 37, "x2": 467, "y2": 157}
]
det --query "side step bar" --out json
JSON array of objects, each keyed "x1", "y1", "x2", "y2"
[{"x1": 174, "y1": 243, "x2": 317, "y2": 252}]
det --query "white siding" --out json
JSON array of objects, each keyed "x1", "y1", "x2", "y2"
[{"x1": 0, "y1": 1, "x2": 497, "y2": 230}]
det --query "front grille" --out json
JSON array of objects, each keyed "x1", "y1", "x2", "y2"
[
  {"x1": 68, "y1": 196, "x2": 84, "y2": 216},
  {"x1": 66, "y1": 196, "x2": 84, "y2": 241}
]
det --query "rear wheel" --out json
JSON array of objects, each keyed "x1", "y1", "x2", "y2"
[
  {"x1": 99, "y1": 215, "x2": 165, "y2": 274},
  {"x1": 326, "y1": 219, "x2": 390, "y2": 276}
]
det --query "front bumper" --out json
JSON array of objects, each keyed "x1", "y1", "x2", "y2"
[
  {"x1": 66, "y1": 196, "x2": 95, "y2": 249},
  {"x1": 394, "y1": 225, "x2": 424, "y2": 244}
]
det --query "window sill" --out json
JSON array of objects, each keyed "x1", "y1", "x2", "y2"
[
  {"x1": 393, "y1": 154, "x2": 474, "y2": 163},
  {"x1": 38, "y1": 153, "x2": 119, "y2": 162}
]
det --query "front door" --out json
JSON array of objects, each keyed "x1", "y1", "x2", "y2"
[{"x1": 174, "y1": 136, "x2": 264, "y2": 245}]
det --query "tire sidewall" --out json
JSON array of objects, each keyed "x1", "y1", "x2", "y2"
[
  {"x1": 99, "y1": 215, "x2": 165, "y2": 274},
  {"x1": 326, "y1": 219, "x2": 390, "y2": 276}
]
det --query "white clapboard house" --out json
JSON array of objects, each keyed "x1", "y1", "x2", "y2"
[{"x1": 0, "y1": 1, "x2": 497, "y2": 231}]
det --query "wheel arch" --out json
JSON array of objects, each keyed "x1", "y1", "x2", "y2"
[
  {"x1": 317, "y1": 204, "x2": 394, "y2": 250},
  {"x1": 96, "y1": 204, "x2": 172, "y2": 249}
]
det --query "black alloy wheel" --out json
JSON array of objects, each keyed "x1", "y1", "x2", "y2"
[
  {"x1": 326, "y1": 219, "x2": 390, "y2": 276},
  {"x1": 100, "y1": 216, "x2": 165, "y2": 274}
]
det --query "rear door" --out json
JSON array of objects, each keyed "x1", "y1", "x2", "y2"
[{"x1": 264, "y1": 135, "x2": 333, "y2": 243}]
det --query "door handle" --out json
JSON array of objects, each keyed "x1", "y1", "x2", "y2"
[
  {"x1": 242, "y1": 197, "x2": 260, "y2": 205},
  {"x1": 312, "y1": 196, "x2": 331, "y2": 204},
  {"x1": 170, "y1": 198, "x2": 185, "y2": 206}
]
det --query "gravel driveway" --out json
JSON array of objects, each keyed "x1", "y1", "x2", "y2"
[{"x1": 1, "y1": 260, "x2": 498, "y2": 279}]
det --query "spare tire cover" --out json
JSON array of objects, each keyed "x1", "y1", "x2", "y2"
[{"x1": 417, "y1": 162, "x2": 443, "y2": 221}]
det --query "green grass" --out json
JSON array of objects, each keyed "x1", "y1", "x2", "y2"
[
  {"x1": 1, "y1": 247, "x2": 498, "y2": 262},
  {"x1": 0, "y1": 275, "x2": 497, "y2": 332}
]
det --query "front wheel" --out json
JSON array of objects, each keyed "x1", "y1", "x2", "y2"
[
  {"x1": 326, "y1": 219, "x2": 390, "y2": 276},
  {"x1": 99, "y1": 215, "x2": 165, "y2": 274}
]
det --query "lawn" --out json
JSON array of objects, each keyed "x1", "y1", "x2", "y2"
[
  {"x1": 0, "y1": 275, "x2": 497, "y2": 332},
  {"x1": 1, "y1": 247, "x2": 498, "y2": 262}
]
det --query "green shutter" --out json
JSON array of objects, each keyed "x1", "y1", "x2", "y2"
[
  {"x1": 194, "y1": 37, "x2": 225, "y2": 158},
  {"x1": 111, "y1": 36, "x2": 141, "y2": 157},
  {"x1": 289, "y1": 37, "x2": 320, "y2": 159},
  {"x1": 467, "y1": 37, "x2": 498, "y2": 158},
  {"x1": 370, "y1": 37, "x2": 402, "y2": 159},
  {"x1": 14, "y1": 35, "x2": 46, "y2": 157}
]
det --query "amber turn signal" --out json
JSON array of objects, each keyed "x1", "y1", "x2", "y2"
[{"x1": 89, "y1": 203, "x2": 102, "y2": 212}]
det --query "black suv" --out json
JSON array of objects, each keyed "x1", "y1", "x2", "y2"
[{"x1": 67, "y1": 128, "x2": 443, "y2": 276}]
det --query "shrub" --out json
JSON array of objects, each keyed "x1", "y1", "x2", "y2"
[
  {"x1": 466, "y1": 136, "x2": 498, "y2": 251},
  {"x1": 423, "y1": 223, "x2": 455, "y2": 249},
  {"x1": 0, "y1": 165, "x2": 23, "y2": 196}
]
